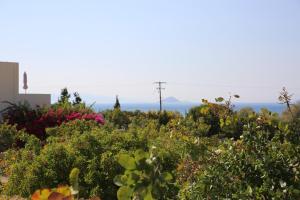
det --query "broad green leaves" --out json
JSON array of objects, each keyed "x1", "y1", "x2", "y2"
[
  {"x1": 134, "y1": 149, "x2": 149, "y2": 163},
  {"x1": 117, "y1": 186, "x2": 133, "y2": 200},
  {"x1": 114, "y1": 149, "x2": 173, "y2": 200},
  {"x1": 117, "y1": 154, "x2": 137, "y2": 170}
]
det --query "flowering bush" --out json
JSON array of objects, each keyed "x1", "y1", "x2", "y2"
[
  {"x1": 66, "y1": 112, "x2": 105, "y2": 125},
  {"x1": 2, "y1": 102, "x2": 105, "y2": 140},
  {"x1": 26, "y1": 109, "x2": 104, "y2": 140}
]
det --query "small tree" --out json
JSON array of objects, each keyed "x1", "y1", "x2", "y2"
[
  {"x1": 279, "y1": 87, "x2": 294, "y2": 119},
  {"x1": 58, "y1": 88, "x2": 71, "y2": 104},
  {"x1": 72, "y1": 92, "x2": 82, "y2": 105},
  {"x1": 114, "y1": 95, "x2": 121, "y2": 110}
]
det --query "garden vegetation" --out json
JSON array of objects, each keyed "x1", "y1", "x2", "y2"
[{"x1": 0, "y1": 88, "x2": 299, "y2": 200}]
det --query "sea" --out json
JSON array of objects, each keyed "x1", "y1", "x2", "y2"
[{"x1": 93, "y1": 103, "x2": 286, "y2": 115}]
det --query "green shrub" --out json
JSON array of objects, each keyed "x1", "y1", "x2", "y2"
[
  {"x1": 0, "y1": 124, "x2": 18, "y2": 152},
  {"x1": 4, "y1": 143, "x2": 76, "y2": 197},
  {"x1": 114, "y1": 148, "x2": 174, "y2": 200},
  {"x1": 3, "y1": 121, "x2": 148, "y2": 199},
  {"x1": 187, "y1": 104, "x2": 223, "y2": 136},
  {"x1": 103, "y1": 109, "x2": 130, "y2": 129},
  {"x1": 183, "y1": 125, "x2": 300, "y2": 199},
  {"x1": 2, "y1": 96, "x2": 300, "y2": 199}
]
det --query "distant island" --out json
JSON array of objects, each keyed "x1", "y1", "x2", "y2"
[{"x1": 163, "y1": 96, "x2": 181, "y2": 103}]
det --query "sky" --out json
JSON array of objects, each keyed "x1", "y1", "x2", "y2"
[{"x1": 0, "y1": 0, "x2": 300, "y2": 103}]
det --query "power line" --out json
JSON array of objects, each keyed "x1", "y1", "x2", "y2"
[{"x1": 154, "y1": 81, "x2": 167, "y2": 112}]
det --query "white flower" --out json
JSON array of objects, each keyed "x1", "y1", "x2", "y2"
[
  {"x1": 280, "y1": 180, "x2": 287, "y2": 188},
  {"x1": 215, "y1": 149, "x2": 223, "y2": 155},
  {"x1": 146, "y1": 158, "x2": 152, "y2": 164}
]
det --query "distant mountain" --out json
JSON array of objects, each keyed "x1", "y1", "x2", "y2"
[{"x1": 163, "y1": 96, "x2": 181, "y2": 103}]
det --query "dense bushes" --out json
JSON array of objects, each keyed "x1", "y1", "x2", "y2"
[
  {"x1": 102, "y1": 109, "x2": 181, "y2": 130},
  {"x1": 1, "y1": 90, "x2": 300, "y2": 199},
  {"x1": 1, "y1": 119, "x2": 189, "y2": 199},
  {"x1": 183, "y1": 130, "x2": 300, "y2": 199}
]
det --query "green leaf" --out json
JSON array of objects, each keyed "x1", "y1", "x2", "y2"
[
  {"x1": 135, "y1": 185, "x2": 153, "y2": 200},
  {"x1": 225, "y1": 118, "x2": 231, "y2": 126},
  {"x1": 125, "y1": 173, "x2": 137, "y2": 186},
  {"x1": 134, "y1": 150, "x2": 149, "y2": 162},
  {"x1": 220, "y1": 118, "x2": 225, "y2": 127},
  {"x1": 114, "y1": 175, "x2": 125, "y2": 187},
  {"x1": 117, "y1": 186, "x2": 133, "y2": 200},
  {"x1": 215, "y1": 97, "x2": 224, "y2": 102},
  {"x1": 118, "y1": 154, "x2": 137, "y2": 170},
  {"x1": 69, "y1": 168, "x2": 80, "y2": 191},
  {"x1": 129, "y1": 170, "x2": 141, "y2": 182},
  {"x1": 247, "y1": 185, "x2": 253, "y2": 195},
  {"x1": 161, "y1": 172, "x2": 173, "y2": 181},
  {"x1": 144, "y1": 186, "x2": 154, "y2": 200}
]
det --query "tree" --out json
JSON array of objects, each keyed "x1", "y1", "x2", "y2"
[
  {"x1": 278, "y1": 87, "x2": 294, "y2": 119},
  {"x1": 73, "y1": 92, "x2": 82, "y2": 105},
  {"x1": 114, "y1": 95, "x2": 121, "y2": 110},
  {"x1": 58, "y1": 88, "x2": 71, "y2": 103}
]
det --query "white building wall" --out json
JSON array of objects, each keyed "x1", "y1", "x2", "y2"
[
  {"x1": 17, "y1": 94, "x2": 51, "y2": 108},
  {"x1": 0, "y1": 62, "x2": 51, "y2": 113}
]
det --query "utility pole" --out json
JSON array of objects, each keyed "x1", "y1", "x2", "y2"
[{"x1": 154, "y1": 81, "x2": 166, "y2": 112}]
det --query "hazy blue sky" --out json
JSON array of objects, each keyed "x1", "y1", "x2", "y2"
[{"x1": 1, "y1": 0, "x2": 300, "y2": 103}]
